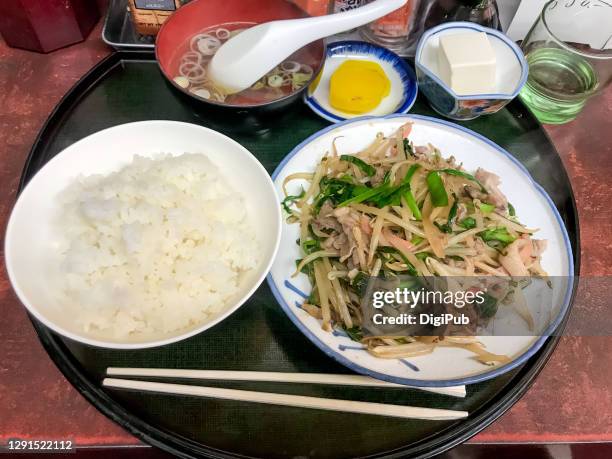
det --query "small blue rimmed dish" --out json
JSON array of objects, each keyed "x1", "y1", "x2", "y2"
[
  {"x1": 304, "y1": 41, "x2": 418, "y2": 123},
  {"x1": 415, "y1": 22, "x2": 529, "y2": 121}
]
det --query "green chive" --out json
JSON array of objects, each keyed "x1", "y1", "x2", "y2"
[
  {"x1": 402, "y1": 164, "x2": 421, "y2": 184},
  {"x1": 477, "y1": 293, "x2": 499, "y2": 318},
  {"x1": 404, "y1": 189, "x2": 422, "y2": 220},
  {"x1": 479, "y1": 202, "x2": 495, "y2": 214},
  {"x1": 434, "y1": 221, "x2": 453, "y2": 234},
  {"x1": 378, "y1": 246, "x2": 418, "y2": 276},
  {"x1": 338, "y1": 186, "x2": 383, "y2": 207},
  {"x1": 343, "y1": 325, "x2": 364, "y2": 342},
  {"x1": 438, "y1": 169, "x2": 487, "y2": 193},
  {"x1": 351, "y1": 272, "x2": 370, "y2": 297},
  {"x1": 458, "y1": 217, "x2": 477, "y2": 229},
  {"x1": 281, "y1": 188, "x2": 305, "y2": 214},
  {"x1": 410, "y1": 235, "x2": 424, "y2": 245},
  {"x1": 447, "y1": 193, "x2": 458, "y2": 224},
  {"x1": 340, "y1": 155, "x2": 376, "y2": 176},
  {"x1": 302, "y1": 239, "x2": 320, "y2": 254},
  {"x1": 477, "y1": 227, "x2": 517, "y2": 248},
  {"x1": 403, "y1": 138, "x2": 416, "y2": 158},
  {"x1": 426, "y1": 171, "x2": 449, "y2": 207}
]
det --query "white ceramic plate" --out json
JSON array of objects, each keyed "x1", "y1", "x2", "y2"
[
  {"x1": 5, "y1": 121, "x2": 282, "y2": 349},
  {"x1": 267, "y1": 115, "x2": 574, "y2": 387}
]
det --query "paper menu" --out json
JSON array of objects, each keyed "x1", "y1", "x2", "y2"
[{"x1": 506, "y1": 0, "x2": 612, "y2": 50}]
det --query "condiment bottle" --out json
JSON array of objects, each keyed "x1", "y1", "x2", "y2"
[
  {"x1": 291, "y1": 0, "x2": 330, "y2": 16},
  {"x1": 128, "y1": 0, "x2": 183, "y2": 36},
  {"x1": 438, "y1": 0, "x2": 499, "y2": 30},
  {"x1": 330, "y1": 0, "x2": 367, "y2": 13},
  {"x1": 360, "y1": 0, "x2": 420, "y2": 56}
]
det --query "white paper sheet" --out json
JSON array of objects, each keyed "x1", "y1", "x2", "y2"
[{"x1": 498, "y1": 0, "x2": 522, "y2": 32}]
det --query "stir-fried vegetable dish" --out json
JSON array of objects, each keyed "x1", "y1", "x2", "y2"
[{"x1": 282, "y1": 123, "x2": 548, "y2": 365}]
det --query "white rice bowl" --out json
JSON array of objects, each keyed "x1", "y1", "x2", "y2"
[
  {"x1": 5, "y1": 121, "x2": 281, "y2": 349},
  {"x1": 55, "y1": 153, "x2": 259, "y2": 339}
]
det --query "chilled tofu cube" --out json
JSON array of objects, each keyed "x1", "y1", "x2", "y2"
[{"x1": 437, "y1": 32, "x2": 497, "y2": 96}]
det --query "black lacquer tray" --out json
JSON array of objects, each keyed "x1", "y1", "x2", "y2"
[{"x1": 22, "y1": 51, "x2": 580, "y2": 459}]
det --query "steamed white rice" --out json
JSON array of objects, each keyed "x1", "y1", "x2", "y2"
[{"x1": 55, "y1": 153, "x2": 260, "y2": 339}]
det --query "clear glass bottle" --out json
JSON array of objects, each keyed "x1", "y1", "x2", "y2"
[
  {"x1": 443, "y1": 0, "x2": 500, "y2": 30},
  {"x1": 359, "y1": 0, "x2": 421, "y2": 57},
  {"x1": 360, "y1": 0, "x2": 500, "y2": 58}
]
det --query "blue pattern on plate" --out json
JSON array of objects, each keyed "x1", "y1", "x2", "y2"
[
  {"x1": 284, "y1": 280, "x2": 308, "y2": 299},
  {"x1": 304, "y1": 41, "x2": 418, "y2": 123},
  {"x1": 267, "y1": 114, "x2": 574, "y2": 387},
  {"x1": 339, "y1": 344, "x2": 366, "y2": 352},
  {"x1": 400, "y1": 359, "x2": 420, "y2": 372}
]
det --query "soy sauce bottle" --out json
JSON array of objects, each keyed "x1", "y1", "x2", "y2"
[{"x1": 428, "y1": 0, "x2": 500, "y2": 30}]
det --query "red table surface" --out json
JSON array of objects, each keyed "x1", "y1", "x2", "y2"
[{"x1": 1, "y1": 23, "x2": 611, "y2": 447}]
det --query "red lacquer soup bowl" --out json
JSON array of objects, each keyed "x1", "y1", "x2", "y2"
[{"x1": 156, "y1": 0, "x2": 326, "y2": 112}]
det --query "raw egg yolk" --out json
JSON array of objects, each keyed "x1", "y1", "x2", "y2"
[{"x1": 329, "y1": 60, "x2": 391, "y2": 114}]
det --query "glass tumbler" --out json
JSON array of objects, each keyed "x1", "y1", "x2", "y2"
[{"x1": 519, "y1": 0, "x2": 612, "y2": 124}]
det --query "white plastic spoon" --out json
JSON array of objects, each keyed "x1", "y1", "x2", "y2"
[{"x1": 207, "y1": 0, "x2": 408, "y2": 94}]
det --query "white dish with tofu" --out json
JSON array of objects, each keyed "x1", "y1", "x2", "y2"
[{"x1": 414, "y1": 22, "x2": 528, "y2": 120}]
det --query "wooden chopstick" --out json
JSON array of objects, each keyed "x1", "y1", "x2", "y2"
[
  {"x1": 103, "y1": 378, "x2": 468, "y2": 421},
  {"x1": 106, "y1": 368, "x2": 466, "y2": 398}
]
